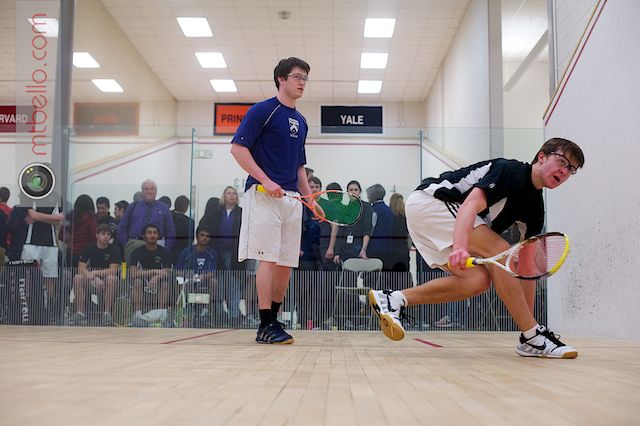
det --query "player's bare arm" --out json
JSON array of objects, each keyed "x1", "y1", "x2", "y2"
[{"x1": 230, "y1": 144, "x2": 283, "y2": 198}]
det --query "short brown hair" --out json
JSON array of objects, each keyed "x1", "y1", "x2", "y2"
[
  {"x1": 96, "y1": 223, "x2": 112, "y2": 235},
  {"x1": 274, "y1": 57, "x2": 310, "y2": 89},
  {"x1": 533, "y1": 138, "x2": 585, "y2": 169}
]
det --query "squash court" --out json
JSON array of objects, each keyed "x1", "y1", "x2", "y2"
[{"x1": 1, "y1": 326, "x2": 639, "y2": 425}]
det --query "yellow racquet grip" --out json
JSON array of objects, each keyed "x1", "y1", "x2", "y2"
[{"x1": 447, "y1": 257, "x2": 477, "y2": 269}]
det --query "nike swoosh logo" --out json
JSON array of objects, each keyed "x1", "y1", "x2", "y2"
[{"x1": 528, "y1": 342, "x2": 546, "y2": 351}]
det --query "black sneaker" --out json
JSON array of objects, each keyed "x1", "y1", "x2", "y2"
[{"x1": 256, "y1": 321, "x2": 295, "y2": 344}]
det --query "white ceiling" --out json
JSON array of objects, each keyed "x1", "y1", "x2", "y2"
[{"x1": 0, "y1": 0, "x2": 548, "y2": 104}]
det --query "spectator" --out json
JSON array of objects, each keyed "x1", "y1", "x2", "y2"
[
  {"x1": 69, "y1": 224, "x2": 121, "y2": 326},
  {"x1": 299, "y1": 177, "x2": 322, "y2": 270},
  {"x1": 117, "y1": 179, "x2": 176, "y2": 264},
  {"x1": 113, "y1": 200, "x2": 129, "y2": 236},
  {"x1": 204, "y1": 186, "x2": 244, "y2": 321},
  {"x1": 389, "y1": 193, "x2": 410, "y2": 271},
  {"x1": 133, "y1": 191, "x2": 143, "y2": 203},
  {"x1": 319, "y1": 182, "x2": 340, "y2": 271},
  {"x1": 171, "y1": 195, "x2": 195, "y2": 263},
  {"x1": 6, "y1": 195, "x2": 64, "y2": 322},
  {"x1": 129, "y1": 224, "x2": 174, "y2": 327},
  {"x1": 96, "y1": 196, "x2": 117, "y2": 233},
  {"x1": 158, "y1": 196, "x2": 171, "y2": 209},
  {"x1": 59, "y1": 194, "x2": 97, "y2": 267},
  {"x1": 305, "y1": 167, "x2": 314, "y2": 179},
  {"x1": 0, "y1": 186, "x2": 11, "y2": 217},
  {"x1": 175, "y1": 226, "x2": 219, "y2": 326},
  {"x1": 199, "y1": 197, "x2": 221, "y2": 230},
  {"x1": 334, "y1": 180, "x2": 373, "y2": 264},
  {"x1": 366, "y1": 184, "x2": 394, "y2": 270},
  {"x1": 0, "y1": 187, "x2": 11, "y2": 258}
]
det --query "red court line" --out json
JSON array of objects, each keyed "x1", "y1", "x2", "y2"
[
  {"x1": 414, "y1": 338, "x2": 443, "y2": 348},
  {"x1": 161, "y1": 329, "x2": 235, "y2": 344},
  {"x1": 544, "y1": 0, "x2": 607, "y2": 126}
]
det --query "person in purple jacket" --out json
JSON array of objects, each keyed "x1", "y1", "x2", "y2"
[{"x1": 117, "y1": 179, "x2": 176, "y2": 264}]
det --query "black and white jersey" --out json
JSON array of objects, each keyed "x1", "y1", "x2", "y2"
[{"x1": 416, "y1": 159, "x2": 543, "y2": 238}]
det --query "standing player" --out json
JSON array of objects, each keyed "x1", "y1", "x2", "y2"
[
  {"x1": 231, "y1": 57, "x2": 317, "y2": 344},
  {"x1": 369, "y1": 138, "x2": 585, "y2": 358}
]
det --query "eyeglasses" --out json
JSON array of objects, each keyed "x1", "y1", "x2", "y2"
[
  {"x1": 550, "y1": 152, "x2": 578, "y2": 175},
  {"x1": 287, "y1": 73, "x2": 309, "y2": 83}
]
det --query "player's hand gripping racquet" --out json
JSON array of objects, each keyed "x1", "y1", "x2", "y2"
[
  {"x1": 450, "y1": 232, "x2": 570, "y2": 280},
  {"x1": 256, "y1": 184, "x2": 363, "y2": 227}
]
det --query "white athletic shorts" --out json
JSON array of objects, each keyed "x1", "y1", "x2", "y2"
[
  {"x1": 238, "y1": 184, "x2": 303, "y2": 268},
  {"x1": 21, "y1": 244, "x2": 59, "y2": 278},
  {"x1": 405, "y1": 189, "x2": 489, "y2": 269}
]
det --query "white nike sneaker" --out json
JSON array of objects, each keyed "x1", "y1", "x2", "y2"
[
  {"x1": 516, "y1": 325, "x2": 579, "y2": 359},
  {"x1": 368, "y1": 289, "x2": 407, "y2": 341}
]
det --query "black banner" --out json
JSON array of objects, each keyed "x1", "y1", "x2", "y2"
[{"x1": 321, "y1": 106, "x2": 382, "y2": 134}]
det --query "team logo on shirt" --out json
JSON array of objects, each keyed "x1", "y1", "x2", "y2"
[
  {"x1": 197, "y1": 257, "x2": 206, "y2": 268},
  {"x1": 288, "y1": 118, "x2": 299, "y2": 138}
]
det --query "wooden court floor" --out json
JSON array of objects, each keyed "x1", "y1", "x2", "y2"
[{"x1": 1, "y1": 326, "x2": 639, "y2": 426}]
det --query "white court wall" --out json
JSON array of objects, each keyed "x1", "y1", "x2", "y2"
[
  {"x1": 552, "y1": 0, "x2": 598, "y2": 82},
  {"x1": 503, "y1": 60, "x2": 548, "y2": 162},
  {"x1": 544, "y1": 0, "x2": 640, "y2": 339},
  {"x1": 424, "y1": 0, "x2": 493, "y2": 166}
]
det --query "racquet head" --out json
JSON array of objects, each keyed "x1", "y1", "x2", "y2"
[
  {"x1": 506, "y1": 232, "x2": 570, "y2": 279},
  {"x1": 314, "y1": 190, "x2": 363, "y2": 226}
]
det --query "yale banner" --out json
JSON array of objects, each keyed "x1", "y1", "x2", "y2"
[
  {"x1": 214, "y1": 103, "x2": 254, "y2": 135},
  {"x1": 321, "y1": 106, "x2": 382, "y2": 134}
]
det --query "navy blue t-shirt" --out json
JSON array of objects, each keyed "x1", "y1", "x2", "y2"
[{"x1": 232, "y1": 97, "x2": 308, "y2": 192}]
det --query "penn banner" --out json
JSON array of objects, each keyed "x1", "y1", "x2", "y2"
[
  {"x1": 73, "y1": 103, "x2": 139, "y2": 136},
  {"x1": 321, "y1": 106, "x2": 383, "y2": 134},
  {"x1": 214, "y1": 103, "x2": 254, "y2": 136}
]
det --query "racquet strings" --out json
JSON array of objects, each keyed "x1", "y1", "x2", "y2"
[
  {"x1": 315, "y1": 191, "x2": 362, "y2": 226},
  {"x1": 509, "y1": 234, "x2": 568, "y2": 278}
]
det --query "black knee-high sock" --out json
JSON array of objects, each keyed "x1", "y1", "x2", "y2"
[{"x1": 271, "y1": 301, "x2": 282, "y2": 322}]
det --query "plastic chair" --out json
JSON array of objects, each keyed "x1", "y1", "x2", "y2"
[{"x1": 333, "y1": 258, "x2": 383, "y2": 330}]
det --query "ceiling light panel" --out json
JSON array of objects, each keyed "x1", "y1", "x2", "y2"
[
  {"x1": 210, "y1": 79, "x2": 237, "y2": 92},
  {"x1": 73, "y1": 52, "x2": 100, "y2": 68},
  {"x1": 177, "y1": 17, "x2": 212, "y2": 37},
  {"x1": 27, "y1": 17, "x2": 59, "y2": 38},
  {"x1": 357, "y1": 80, "x2": 382, "y2": 93},
  {"x1": 361, "y1": 53, "x2": 388, "y2": 69},
  {"x1": 364, "y1": 18, "x2": 396, "y2": 38},
  {"x1": 195, "y1": 52, "x2": 227, "y2": 68},
  {"x1": 92, "y1": 79, "x2": 123, "y2": 93}
]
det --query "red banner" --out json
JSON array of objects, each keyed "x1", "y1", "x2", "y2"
[
  {"x1": 214, "y1": 103, "x2": 253, "y2": 136},
  {"x1": 73, "y1": 103, "x2": 139, "y2": 136},
  {"x1": 0, "y1": 105, "x2": 35, "y2": 133}
]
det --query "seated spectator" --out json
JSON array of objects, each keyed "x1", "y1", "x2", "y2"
[
  {"x1": 129, "y1": 224, "x2": 174, "y2": 327},
  {"x1": 0, "y1": 186, "x2": 12, "y2": 218},
  {"x1": 96, "y1": 196, "x2": 117, "y2": 234},
  {"x1": 69, "y1": 224, "x2": 122, "y2": 326},
  {"x1": 170, "y1": 195, "x2": 195, "y2": 263},
  {"x1": 59, "y1": 194, "x2": 97, "y2": 267},
  {"x1": 117, "y1": 179, "x2": 176, "y2": 264},
  {"x1": 175, "y1": 226, "x2": 219, "y2": 326}
]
